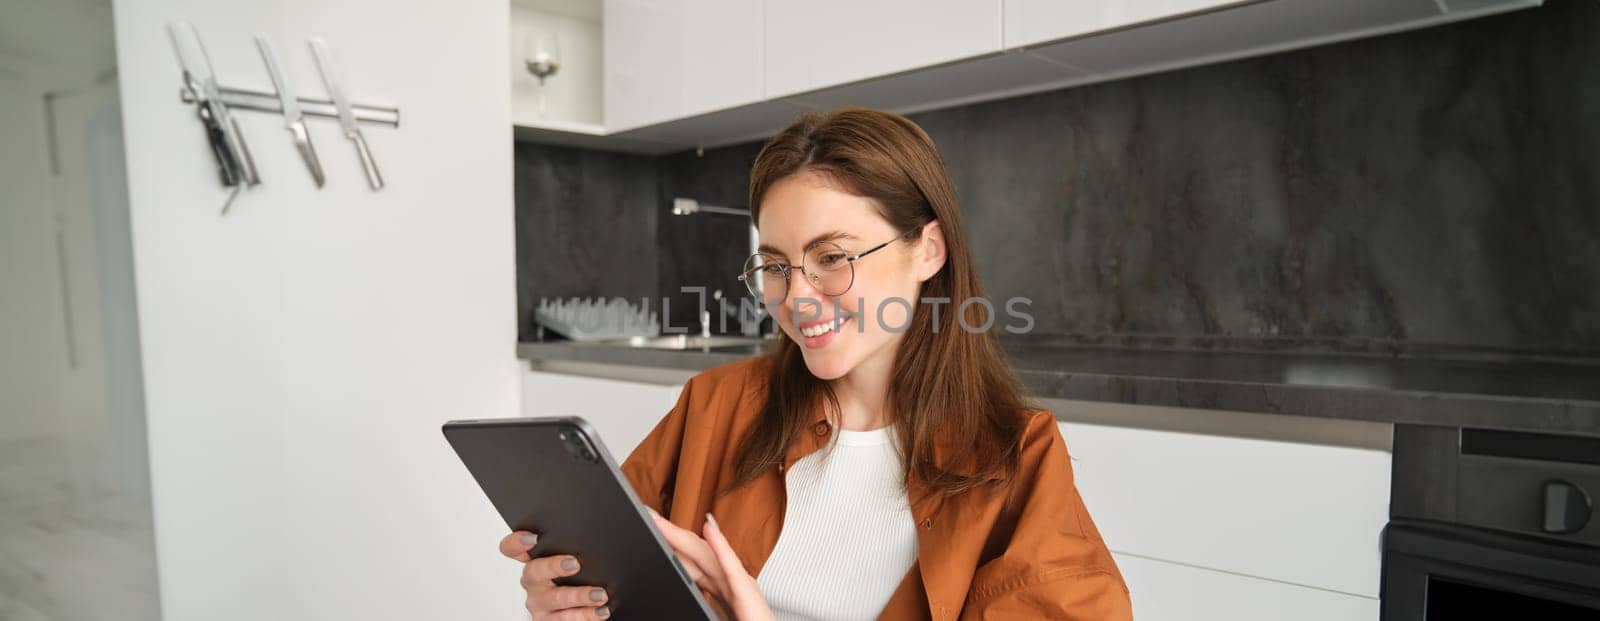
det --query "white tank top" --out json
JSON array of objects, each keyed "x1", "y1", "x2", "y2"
[{"x1": 756, "y1": 426, "x2": 919, "y2": 620}]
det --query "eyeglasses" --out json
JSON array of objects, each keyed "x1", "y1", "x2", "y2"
[{"x1": 737, "y1": 227, "x2": 919, "y2": 305}]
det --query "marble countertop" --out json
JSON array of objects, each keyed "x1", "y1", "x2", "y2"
[{"x1": 517, "y1": 338, "x2": 1600, "y2": 436}]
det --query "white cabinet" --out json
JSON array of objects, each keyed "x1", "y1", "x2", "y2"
[
  {"x1": 763, "y1": 0, "x2": 1003, "y2": 99},
  {"x1": 1060, "y1": 421, "x2": 1392, "y2": 598},
  {"x1": 603, "y1": 0, "x2": 764, "y2": 133},
  {"x1": 1004, "y1": 0, "x2": 1250, "y2": 48},
  {"x1": 511, "y1": 2, "x2": 605, "y2": 130},
  {"x1": 1022, "y1": 0, "x2": 1449, "y2": 78},
  {"x1": 1116, "y1": 553, "x2": 1379, "y2": 621},
  {"x1": 528, "y1": 0, "x2": 1537, "y2": 154}
]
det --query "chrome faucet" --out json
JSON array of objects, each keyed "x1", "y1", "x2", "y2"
[{"x1": 671, "y1": 198, "x2": 773, "y2": 338}]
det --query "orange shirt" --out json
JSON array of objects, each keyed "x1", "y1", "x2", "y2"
[{"x1": 620, "y1": 356, "x2": 1133, "y2": 620}]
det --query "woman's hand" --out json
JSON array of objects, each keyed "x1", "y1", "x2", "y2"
[
  {"x1": 499, "y1": 531, "x2": 611, "y2": 619},
  {"x1": 650, "y1": 509, "x2": 776, "y2": 621}
]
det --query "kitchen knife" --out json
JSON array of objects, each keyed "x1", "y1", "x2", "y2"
[
  {"x1": 255, "y1": 35, "x2": 326, "y2": 187},
  {"x1": 182, "y1": 69, "x2": 242, "y2": 187},
  {"x1": 308, "y1": 36, "x2": 384, "y2": 191},
  {"x1": 170, "y1": 22, "x2": 260, "y2": 187},
  {"x1": 168, "y1": 25, "x2": 241, "y2": 188}
]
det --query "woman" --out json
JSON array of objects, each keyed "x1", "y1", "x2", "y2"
[{"x1": 499, "y1": 108, "x2": 1131, "y2": 620}]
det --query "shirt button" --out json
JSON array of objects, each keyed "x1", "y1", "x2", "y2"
[{"x1": 812, "y1": 421, "x2": 830, "y2": 436}]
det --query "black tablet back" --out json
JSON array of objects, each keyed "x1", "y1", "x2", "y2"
[{"x1": 443, "y1": 416, "x2": 714, "y2": 620}]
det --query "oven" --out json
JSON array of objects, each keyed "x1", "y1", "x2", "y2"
[{"x1": 1383, "y1": 426, "x2": 1600, "y2": 619}]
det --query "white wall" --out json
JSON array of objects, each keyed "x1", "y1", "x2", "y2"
[{"x1": 111, "y1": 1, "x2": 522, "y2": 619}]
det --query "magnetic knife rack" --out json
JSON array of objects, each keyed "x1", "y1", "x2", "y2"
[
  {"x1": 169, "y1": 22, "x2": 400, "y2": 214},
  {"x1": 178, "y1": 85, "x2": 400, "y2": 128}
]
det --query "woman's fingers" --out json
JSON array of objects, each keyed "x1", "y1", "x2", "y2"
[
  {"x1": 650, "y1": 511, "x2": 730, "y2": 596},
  {"x1": 519, "y1": 557, "x2": 609, "y2": 618},
  {"x1": 704, "y1": 513, "x2": 776, "y2": 621},
  {"x1": 702, "y1": 590, "x2": 737, "y2": 621},
  {"x1": 502, "y1": 530, "x2": 611, "y2": 619},
  {"x1": 671, "y1": 545, "x2": 717, "y2": 593},
  {"x1": 675, "y1": 557, "x2": 737, "y2": 621},
  {"x1": 501, "y1": 530, "x2": 539, "y2": 562},
  {"x1": 501, "y1": 530, "x2": 539, "y2": 561},
  {"x1": 520, "y1": 554, "x2": 582, "y2": 590},
  {"x1": 702, "y1": 514, "x2": 752, "y2": 588},
  {"x1": 538, "y1": 604, "x2": 612, "y2": 620},
  {"x1": 662, "y1": 539, "x2": 730, "y2": 613},
  {"x1": 534, "y1": 584, "x2": 609, "y2": 611}
]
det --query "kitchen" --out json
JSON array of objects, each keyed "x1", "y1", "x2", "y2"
[{"x1": 1, "y1": 0, "x2": 1596, "y2": 620}]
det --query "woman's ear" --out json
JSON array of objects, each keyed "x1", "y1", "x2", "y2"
[{"x1": 914, "y1": 220, "x2": 946, "y2": 283}]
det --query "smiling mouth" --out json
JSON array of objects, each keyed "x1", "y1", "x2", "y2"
[{"x1": 799, "y1": 316, "x2": 849, "y2": 338}]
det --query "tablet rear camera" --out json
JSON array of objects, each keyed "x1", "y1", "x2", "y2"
[{"x1": 559, "y1": 427, "x2": 599, "y2": 464}]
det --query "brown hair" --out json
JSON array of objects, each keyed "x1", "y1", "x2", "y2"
[{"x1": 733, "y1": 107, "x2": 1035, "y2": 496}]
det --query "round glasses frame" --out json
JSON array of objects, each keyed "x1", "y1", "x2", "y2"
[{"x1": 736, "y1": 227, "x2": 920, "y2": 304}]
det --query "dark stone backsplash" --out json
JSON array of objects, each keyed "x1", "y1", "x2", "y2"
[
  {"x1": 655, "y1": 143, "x2": 769, "y2": 336},
  {"x1": 515, "y1": 1, "x2": 1600, "y2": 356},
  {"x1": 513, "y1": 142, "x2": 659, "y2": 338}
]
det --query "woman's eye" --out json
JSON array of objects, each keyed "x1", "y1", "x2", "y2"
[
  {"x1": 761, "y1": 264, "x2": 786, "y2": 275},
  {"x1": 817, "y1": 252, "x2": 846, "y2": 267}
]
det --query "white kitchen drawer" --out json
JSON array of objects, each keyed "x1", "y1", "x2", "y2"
[
  {"x1": 1060, "y1": 420, "x2": 1391, "y2": 597},
  {"x1": 1116, "y1": 552, "x2": 1380, "y2": 621}
]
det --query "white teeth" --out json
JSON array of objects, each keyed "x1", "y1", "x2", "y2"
[{"x1": 801, "y1": 317, "x2": 845, "y2": 338}]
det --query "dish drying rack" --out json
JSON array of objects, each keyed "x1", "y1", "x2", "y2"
[{"x1": 535, "y1": 297, "x2": 661, "y2": 341}]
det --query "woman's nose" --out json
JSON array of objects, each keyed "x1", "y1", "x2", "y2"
[
  {"x1": 791, "y1": 268, "x2": 829, "y2": 298},
  {"x1": 784, "y1": 269, "x2": 827, "y2": 316}
]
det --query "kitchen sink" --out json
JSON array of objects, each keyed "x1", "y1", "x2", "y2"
[{"x1": 585, "y1": 334, "x2": 771, "y2": 350}]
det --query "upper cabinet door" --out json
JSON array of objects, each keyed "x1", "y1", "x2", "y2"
[
  {"x1": 1003, "y1": 0, "x2": 1254, "y2": 48},
  {"x1": 764, "y1": 0, "x2": 1003, "y2": 100},
  {"x1": 604, "y1": 0, "x2": 764, "y2": 133}
]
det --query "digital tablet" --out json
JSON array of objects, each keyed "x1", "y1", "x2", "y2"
[{"x1": 442, "y1": 416, "x2": 715, "y2": 620}]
